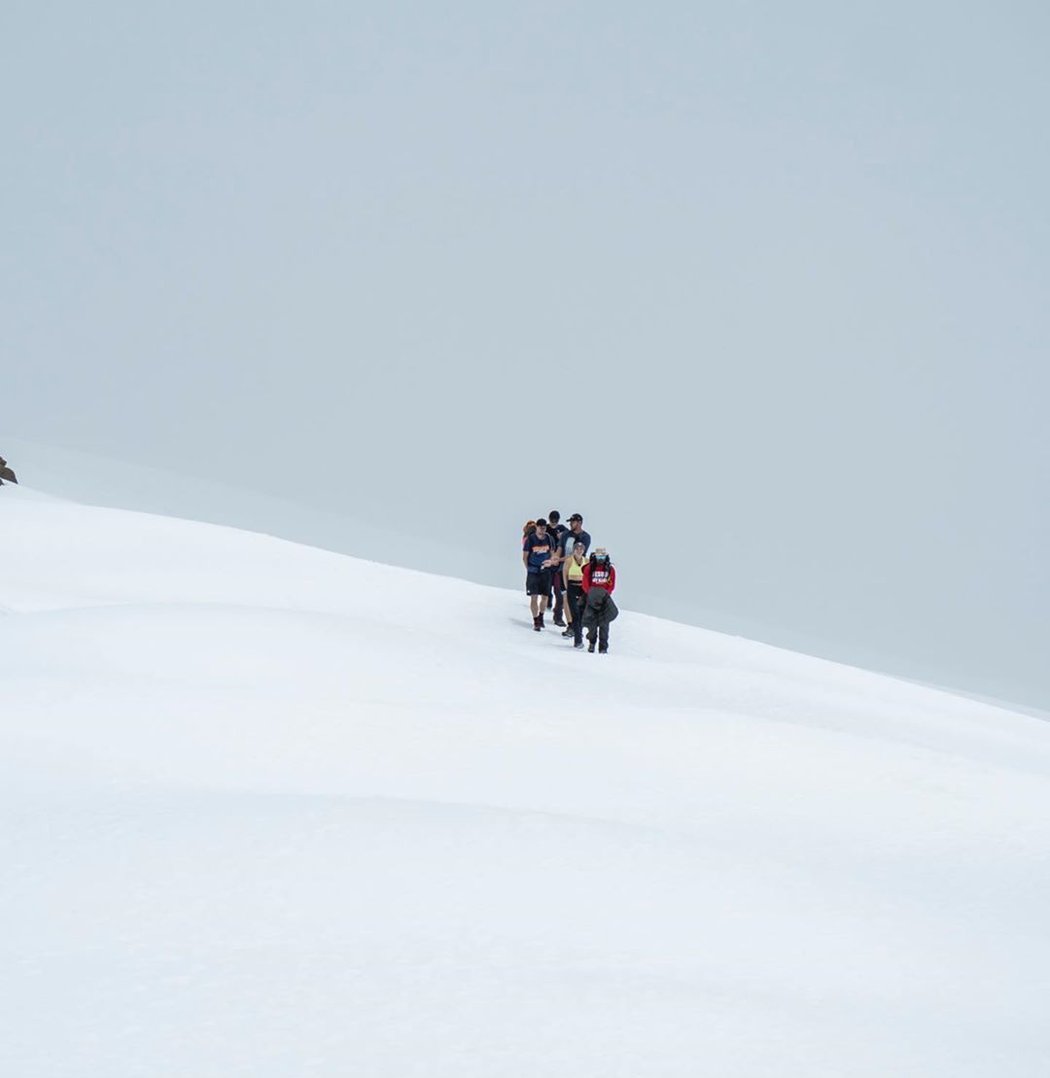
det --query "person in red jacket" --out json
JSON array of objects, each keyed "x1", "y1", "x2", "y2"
[{"x1": 581, "y1": 548, "x2": 618, "y2": 654}]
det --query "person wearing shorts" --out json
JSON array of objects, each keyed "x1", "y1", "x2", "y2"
[{"x1": 522, "y1": 518, "x2": 556, "y2": 630}]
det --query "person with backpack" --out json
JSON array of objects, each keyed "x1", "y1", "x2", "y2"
[
  {"x1": 562, "y1": 539, "x2": 590, "y2": 649},
  {"x1": 521, "y1": 517, "x2": 539, "y2": 595},
  {"x1": 581, "y1": 547, "x2": 618, "y2": 653},
  {"x1": 522, "y1": 517, "x2": 557, "y2": 630}
]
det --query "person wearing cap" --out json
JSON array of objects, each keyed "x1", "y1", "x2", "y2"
[
  {"x1": 561, "y1": 514, "x2": 591, "y2": 561},
  {"x1": 522, "y1": 517, "x2": 556, "y2": 630},
  {"x1": 581, "y1": 548, "x2": 618, "y2": 653}
]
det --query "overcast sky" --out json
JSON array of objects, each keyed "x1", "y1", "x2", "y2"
[{"x1": 4, "y1": 1, "x2": 1048, "y2": 708}]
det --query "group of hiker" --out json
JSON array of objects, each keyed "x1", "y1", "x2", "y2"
[{"x1": 521, "y1": 511, "x2": 618, "y2": 654}]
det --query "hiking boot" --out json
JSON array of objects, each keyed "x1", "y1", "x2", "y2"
[
  {"x1": 538, "y1": 614, "x2": 545, "y2": 628},
  {"x1": 587, "y1": 640, "x2": 596, "y2": 653},
  {"x1": 553, "y1": 616, "x2": 566, "y2": 627},
  {"x1": 598, "y1": 646, "x2": 608, "y2": 654},
  {"x1": 561, "y1": 627, "x2": 573, "y2": 638},
  {"x1": 573, "y1": 640, "x2": 585, "y2": 649},
  {"x1": 533, "y1": 616, "x2": 542, "y2": 632}
]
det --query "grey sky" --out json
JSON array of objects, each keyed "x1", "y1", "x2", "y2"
[{"x1": 4, "y1": 1, "x2": 1048, "y2": 707}]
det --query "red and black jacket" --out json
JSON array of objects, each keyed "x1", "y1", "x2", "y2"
[{"x1": 581, "y1": 561, "x2": 615, "y2": 594}]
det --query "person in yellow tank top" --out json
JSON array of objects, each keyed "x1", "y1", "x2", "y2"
[{"x1": 562, "y1": 541, "x2": 589, "y2": 648}]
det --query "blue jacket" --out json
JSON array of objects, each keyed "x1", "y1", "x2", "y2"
[{"x1": 523, "y1": 531, "x2": 556, "y2": 571}]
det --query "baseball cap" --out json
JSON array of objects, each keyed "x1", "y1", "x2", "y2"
[{"x1": 569, "y1": 513, "x2": 583, "y2": 522}]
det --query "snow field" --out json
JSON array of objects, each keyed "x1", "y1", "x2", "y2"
[{"x1": 1, "y1": 486, "x2": 1049, "y2": 1076}]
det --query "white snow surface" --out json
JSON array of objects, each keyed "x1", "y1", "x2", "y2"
[{"x1": 2, "y1": 486, "x2": 1049, "y2": 1077}]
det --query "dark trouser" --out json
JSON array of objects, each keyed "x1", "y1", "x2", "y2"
[
  {"x1": 552, "y1": 573, "x2": 566, "y2": 620},
  {"x1": 583, "y1": 588, "x2": 618, "y2": 651},
  {"x1": 567, "y1": 583, "x2": 586, "y2": 645},
  {"x1": 590, "y1": 619, "x2": 610, "y2": 651}
]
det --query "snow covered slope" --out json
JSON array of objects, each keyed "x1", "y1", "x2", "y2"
[{"x1": 2, "y1": 485, "x2": 1049, "y2": 1077}]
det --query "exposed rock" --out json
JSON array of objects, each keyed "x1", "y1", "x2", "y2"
[{"x1": 0, "y1": 456, "x2": 17, "y2": 485}]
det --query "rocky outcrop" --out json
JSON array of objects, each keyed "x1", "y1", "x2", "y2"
[{"x1": 0, "y1": 456, "x2": 17, "y2": 485}]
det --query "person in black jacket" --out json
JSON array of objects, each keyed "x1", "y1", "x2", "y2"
[
  {"x1": 546, "y1": 510, "x2": 569, "y2": 626},
  {"x1": 581, "y1": 548, "x2": 618, "y2": 653}
]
